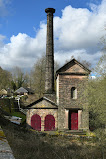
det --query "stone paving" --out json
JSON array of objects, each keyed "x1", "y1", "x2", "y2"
[{"x1": 0, "y1": 126, "x2": 15, "y2": 159}]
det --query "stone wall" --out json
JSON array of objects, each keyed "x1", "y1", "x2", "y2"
[
  {"x1": 27, "y1": 108, "x2": 58, "y2": 131},
  {"x1": 58, "y1": 74, "x2": 88, "y2": 108},
  {"x1": 57, "y1": 73, "x2": 89, "y2": 131},
  {"x1": 26, "y1": 99, "x2": 58, "y2": 131}
]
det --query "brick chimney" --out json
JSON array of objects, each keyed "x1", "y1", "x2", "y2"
[{"x1": 45, "y1": 8, "x2": 55, "y2": 94}]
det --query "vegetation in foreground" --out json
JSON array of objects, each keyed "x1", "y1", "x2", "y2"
[
  {"x1": 1, "y1": 119, "x2": 106, "y2": 159},
  {"x1": 11, "y1": 111, "x2": 26, "y2": 123}
]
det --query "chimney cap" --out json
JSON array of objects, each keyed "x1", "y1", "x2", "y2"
[{"x1": 45, "y1": 8, "x2": 55, "y2": 14}]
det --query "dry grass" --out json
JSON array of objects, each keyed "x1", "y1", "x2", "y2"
[{"x1": 1, "y1": 120, "x2": 105, "y2": 159}]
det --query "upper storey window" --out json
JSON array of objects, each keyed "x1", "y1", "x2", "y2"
[{"x1": 71, "y1": 87, "x2": 77, "y2": 99}]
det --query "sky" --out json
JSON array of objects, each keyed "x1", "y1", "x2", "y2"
[{"x1": 0, "y1": 0, "x2": 106, "y2": 72}]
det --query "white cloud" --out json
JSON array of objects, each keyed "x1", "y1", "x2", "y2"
[
  {"x1": 54, "y1": 49, "x2": 101, "y2": 67},
  {"x1": 0, "y1": 23, "x2": 46, "y2": 68},
  {"x1": 0, "y1": 0, "x2": 106, "y2": 70},
  {"x1": 54, "y1": 1, "x2": 106, "y2": 51}
]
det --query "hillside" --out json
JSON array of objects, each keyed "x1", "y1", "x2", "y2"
[{"x1": 1, "y1": 118, "x2": 105, "y2": 159}]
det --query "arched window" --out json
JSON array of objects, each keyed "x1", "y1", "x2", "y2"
[{"x1": 71, "y1": 87, "x2": 77, "y2": 99}]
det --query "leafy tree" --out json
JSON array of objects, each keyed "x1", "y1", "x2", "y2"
[
  {"x1": 11, "y1": 80, "x2": 17, "y2": 91},
  {"x1": 84, "y1": 53, "x2": 106, "y2": 131},
  {"x1": 88, "y1": 77, "x2": 106, "y2": 130}
]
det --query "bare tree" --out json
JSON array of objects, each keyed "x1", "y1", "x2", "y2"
[
  {"x1": 11, "y1": 66, "x2": 29, "y2": 90},
  {"x1": 0, "y1": 67, "x2": 12, "y2": 90},
  {"x1": 31, "y1": 55, "x2": 60, "y2": 99}
]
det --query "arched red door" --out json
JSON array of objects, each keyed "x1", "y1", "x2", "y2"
[
  {"x1": 31, "y1": 114, "x2": 41, "y2": 131},
  {"x1": 44, "y1": 115, "x2": 55, "y2": 131}
]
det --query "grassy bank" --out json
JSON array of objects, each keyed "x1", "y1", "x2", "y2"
[
  {"x1": 1, "y1": 121, "x2": 105, "y2": 159},
  {"x1": 11, "y1": 111, "x2": 26, "y2": 123}
]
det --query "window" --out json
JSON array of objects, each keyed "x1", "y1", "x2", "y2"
[{"x1": 71, "y1": 87, "x2": 77, "y2": 99}]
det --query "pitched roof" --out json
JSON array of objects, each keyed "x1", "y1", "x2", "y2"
[
  {"x1": 15, "y1": 87, "x2": 28, "y2": 93},
  {"x1": 25, "y1": 87, "x2": 34, "y2": 94},
  {"x1": 0, "y1": 89, "x2": 7, "y2": 95},
  {"x1": 56, "y1": 58, "x2": 91, "y2": 76},
  {"x1": 25, "y1": 97, "x2": 58, "y2": 109}
]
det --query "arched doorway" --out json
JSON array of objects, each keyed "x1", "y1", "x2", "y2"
[
  {"x1": 44, "y1": 114, "x2": 55, "y2": 131},
  {"x1": 31, "y1": 114, "x2": 41, "y2": 131}
]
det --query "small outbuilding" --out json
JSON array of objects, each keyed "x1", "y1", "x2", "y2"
[
  {"x1": 26, "y1": 97, "x2": 58, "y2": 131},
  {"x1": 15, "y1": 87, "x2": 28, "y2": 95},
  {"x1": 15, "y1": 87, "x2": 34, "y2": 95},
  {"x1": 0, "y1": 89, "x2": 7, "y2": 95}
]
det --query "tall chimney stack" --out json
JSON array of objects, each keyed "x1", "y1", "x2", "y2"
[{"x1": 45, "y1": 8, "x2": 55, "y2": 93}]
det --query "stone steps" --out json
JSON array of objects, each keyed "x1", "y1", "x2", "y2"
[{"x1": 65, "y1": 130, "x2": 86, "y2": 135}]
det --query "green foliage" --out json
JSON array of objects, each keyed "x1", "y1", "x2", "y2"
[
  {"x1": 84, "y1": 53, "x2": 106, "y2": 131},
  {"x1": 0, "y1": 67, "x2": 12, "y2": 90},
  {"x1": 0, "y1": 98, "x2": 15, "y2": 113},
  {"x1": 11, "y1": 112, "x2": 26, "y2": 123},
  {"x1": 11, "y1": 80, "x2": 17, "y2": 91},
  {"x1": 88, "y1": 77, "x2": 106, "y2": 130}
]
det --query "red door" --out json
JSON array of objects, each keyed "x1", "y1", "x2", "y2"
[
  {"x1": 31, "y1": 114, "x2": 41, "y2": 131},
  {"x1": 44, "y1": 115, "x2": 55, "y2": 131},
  {"x1": 71, "y1": 111, "x2": 78, "y2": 130},
  {"x1": 69, "y1": 111, "x2": 78, "y2": 130}
]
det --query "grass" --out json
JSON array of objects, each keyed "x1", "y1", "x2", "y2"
[
  {"x1": 10, "y1": 111, "x2": 26, "y2": 123},
  {"x1": 1, "y1": 120, "x2": 106, "y2": 159}
]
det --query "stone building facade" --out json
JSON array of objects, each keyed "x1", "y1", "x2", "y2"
[
  {"x1": 26, "y1": 97, "x2": 58, "y2": 131},
  {"x1": 26, "y1": 8, "x2": 91, "y2": 132},
  {"x1": 56, "y1": 59, "x2": 90, "y2": 131},
  {"x1": 26, "y1": 59, "x2": 90, "y2": 132}
]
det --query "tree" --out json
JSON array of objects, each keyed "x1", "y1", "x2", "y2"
[
  {"x1": 31, "y1": 55, "x2": 60, "y2": 99},
  {"x1": 77, "y1": 56, "x2": 91, "y2": 69},
  {"x1": 0, "y1": 67, "x2": 12, "y2": 90},
  {"x1": 11, "y1": 66, "x2": 29, "y2": 90},
  {"x1": 84, "y1": 53, "x2": 106, "y2": 131},
  {"x1": 88, "y1": 77, "x2": 106, "y2": 130},
  {"x1": 31, "y1": 55, "x2": 46, "y2": 99}
]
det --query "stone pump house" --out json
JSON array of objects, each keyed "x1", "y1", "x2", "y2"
[{"x1": 26, "y1": 8, "x2": 91, "y2": 132}]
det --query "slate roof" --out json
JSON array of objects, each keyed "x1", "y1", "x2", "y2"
[
  {"x1": 15, "y1": 87, "x2": 34, "y2": 94},
  {"x1": 15, "y1": 87, "x2": 28, "y2": 93},
  {"x1": 25, "y1": 87, "x2": 34, "y2": 94},
  {"x1": 56, "y1": 58, "x2": 91, "y2": 76},
  {"x1": 25, "y1": 97, "x2": 58, "y2": 109}
]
